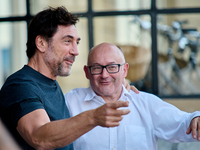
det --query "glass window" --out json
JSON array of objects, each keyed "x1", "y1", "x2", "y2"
[
  {"x1": 157, "y1": 14, "x2": 200, "y2": 96},
  {"x1": 94, "y1": 15, "x2": 152, "y2": 91},
  {"x1": 57, "y1": 18, "x2": 89, "y2": 93},
  {"x1": 0, "y1": 0, "x2": 26, "y2": 17},
  {"x1": 157, "y1": 0, "x2": 200, "y2": 9},
  {"x1": 1, "y1": 0, "x2": 200, "y2": 98},
  {"x1": 30, "y1": 0, "x2": 88, "y2": 15},
  {"x1": 93, "y1": 0, "x2": 150, "y2": 11},
  {"x1": 0, "y1": 21, "x2": 27, "y2": 87}
]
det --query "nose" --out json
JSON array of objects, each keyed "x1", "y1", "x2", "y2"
[
  {"x1": 70, "y1": 42, "x2": 79, "y2": 56},
  {"x1": 101, "y1": 67, "x2": 109, "y2": 78}
]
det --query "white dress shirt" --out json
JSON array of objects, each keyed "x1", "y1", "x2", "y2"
[{"x1": 65, "y1": 85, "x2": 200, "y2": 150}]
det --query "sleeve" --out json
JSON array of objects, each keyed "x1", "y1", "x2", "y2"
[
  {"x1": 148, "y1": 94, "x2": 200, "y2": 142},
  {"x1": 0, "y1": 80, "x2": 45, "y2": 128},
  {"x1": 14, "y1": 99, "x2": 44, "y2": 126},
  {"x1": 8, "y1": 98, "x2": 44, "y2": 128}
]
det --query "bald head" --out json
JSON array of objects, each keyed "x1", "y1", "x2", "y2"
[
  {"x1": 87, "y1": 43, "x2": 125, "y2": 65},
  {"x1": 84, "y1": 42, "x2": 129, "y2": 102}
]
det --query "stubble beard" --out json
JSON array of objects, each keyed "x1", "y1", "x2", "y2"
[
  {"x1": 57, "y1": 62, "x2": 72, "y2": 76},
  {"x1": 45, "y1": 42, "x2": 73, "y2": 77}
]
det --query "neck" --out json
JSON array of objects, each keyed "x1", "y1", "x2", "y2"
[
  {"x1": 102, "y1": 96, "x2": 118, "y2": 103},
  {"x1": 99, "y1": 88, "x2": 123, "y2": 103},
  {"x1": 28, "y1": 54, "x2": 57, "y2": 80}
]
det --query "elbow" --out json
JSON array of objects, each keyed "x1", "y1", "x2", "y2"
[{"x1": 29, "y1": 137, "x2": 54, "y2": 150}]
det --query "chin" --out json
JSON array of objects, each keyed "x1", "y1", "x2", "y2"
[
  {"x1": 58, "y1": 69, "x2": 71, "y2": 76},
  {"x1": 64, "y1": 71, "x2": 71, "y2": 76},
  {"x1": 99, "y1": 89, "x2": 113, "y2": 95},
  {"x1": 57, "y1": 64, "x2": 71, "y2": 76}
]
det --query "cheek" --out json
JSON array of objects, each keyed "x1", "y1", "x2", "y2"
[
  {"x1": 45, "y1": 50, "x2": 55, "y2": 63},
  {"x1": 114, "y1": 74, "x2": 123, "y2": 84},
  {"x1": 90, "y1": 76, "x2": 99, "y2": 85},
  {"x1": 92, "y1": 76, "x2": 99, "y2": 83},
  {"x1": 53, "y1": 45, "x2": 66, "y2": 58}
]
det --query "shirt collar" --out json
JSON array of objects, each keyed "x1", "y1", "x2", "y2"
[
  {"x1": 84, "y1": 86, "x2": 98, "y2": 102},
  {"x1": 84, "y1": 85, "x2": 133, "y2": 102},
  {"x1": 119, "y1": 85, "x2": 133, "y2": 101}
]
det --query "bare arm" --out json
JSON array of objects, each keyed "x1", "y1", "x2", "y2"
[{"x1": 17, "y1": 101, "x2": 130, "y2": 150}]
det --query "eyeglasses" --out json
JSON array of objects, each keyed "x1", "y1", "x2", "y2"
[{"x1": 88, "y1": 63, "x2": 125, "y2": 75}]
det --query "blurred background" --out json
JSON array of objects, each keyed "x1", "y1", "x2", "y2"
[{"x1": 1, "y1": 0, "x2": 200, "y2": 149}]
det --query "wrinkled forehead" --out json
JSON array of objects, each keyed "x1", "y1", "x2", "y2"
[
  {"x1": 55, "y1": 25, "x2": 80, "y2": 39},
  {"x1": 88, "y1": 44, "x2": 125, "y2": 65}
]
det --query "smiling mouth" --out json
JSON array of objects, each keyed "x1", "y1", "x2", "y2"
[
  {"x1": 64, "y1": 57, "x2": 75, "y2": 65},
  {"x1": 100, "y1": 81, "x2": 111, "y2": 85},
  {"x1": 66, "y1": 60, "x2": 73, "y2": 64}
]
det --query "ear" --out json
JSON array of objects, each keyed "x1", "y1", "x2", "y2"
[
  {"x1": 84, "y1": 65, "x2": 90, "y2": 79},
  {"x1": 123, "y1": 63, "x2": 129, "y2": 78},
  {"x1": 35, "y1": 35, "x2": 47, "y2": 53}
]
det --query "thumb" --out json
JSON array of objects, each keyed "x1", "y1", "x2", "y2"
[{"x1": 186, "y1": 126, "x2": 191, "y2": 135}]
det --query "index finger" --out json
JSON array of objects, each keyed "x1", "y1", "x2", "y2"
[{"x1": 108, "y1": 100, "x2": 129, "y2": 109}]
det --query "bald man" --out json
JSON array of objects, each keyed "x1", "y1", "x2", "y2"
[{"x1": 65, "y1": 42, "x2": 200, "y2": 150}]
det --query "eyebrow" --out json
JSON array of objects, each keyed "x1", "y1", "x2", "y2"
[
  {"x1": 90, "y1": 62, "x2": 116, "y2": 66},
  {"x1": 62, "y1": 35, "x2": 81, "y2": 41}
]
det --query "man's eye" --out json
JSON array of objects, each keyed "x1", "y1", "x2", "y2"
[
  {"x1": 65, "y1": 40, "x2": 71, "y2": 43},
  {"x1": 108, "y1": 65, "x2": 117, "y2": 70},
  {"x1": 93, "y1": 66, "x2": 101, "y2": 70}
]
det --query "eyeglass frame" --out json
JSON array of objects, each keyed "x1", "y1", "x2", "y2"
[{"x1": 88, "y1": 63, "x2": 125, "y2": 75}]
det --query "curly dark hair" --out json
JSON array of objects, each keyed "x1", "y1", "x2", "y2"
[{"x1": 26, "y1": 6, "x2": 79, "y2": 58}]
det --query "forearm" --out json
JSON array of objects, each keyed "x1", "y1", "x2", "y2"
[
  {"x1": 19, "y1": 110, "x2": 96, "y2": 150},
  {"x1": 17, "y1": 101, "x2": 130, "y2": 149}
]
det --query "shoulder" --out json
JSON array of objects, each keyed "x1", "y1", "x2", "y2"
[
  {"x1": 2, "y1": 66, "x2": 35, "y2": 88},
  {"x1": 0, "y1": 68, "x2": 41, "y2": 107},
  {"x1": 65, "y1": 87, "x2": 89, "y2": 96},
  {"x1": 2, "y1": 72, "x2": 38, "y2": 95},
  {"x1": 130, "y1": 90, "x2": 161, "y2": 100},
  {"x1": 129, "y1": 90, "x2": 179, "y2": 111},
  {"x1": 64, "y1": 87, "x2": 89, "y2": 102},
  {"x1": 129, "y1": 90, "x2": 164, "y2": 106}
]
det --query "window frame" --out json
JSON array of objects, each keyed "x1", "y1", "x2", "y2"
[{"x1": 1, "y1": 0, "x2": 200, "y2": 99}]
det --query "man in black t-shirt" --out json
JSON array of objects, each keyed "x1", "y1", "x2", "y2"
[{"x1": 0, "y1": 6, "x2": 131, "y2": 150}]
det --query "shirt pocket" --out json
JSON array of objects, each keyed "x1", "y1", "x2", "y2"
[{"x1": 125, "y1": 125, "x2": 148, "y2": 150}]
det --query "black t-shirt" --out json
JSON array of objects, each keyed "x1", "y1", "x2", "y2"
[{"x1": 0, "y1": 65, "x2": 73, "y2": 150}]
